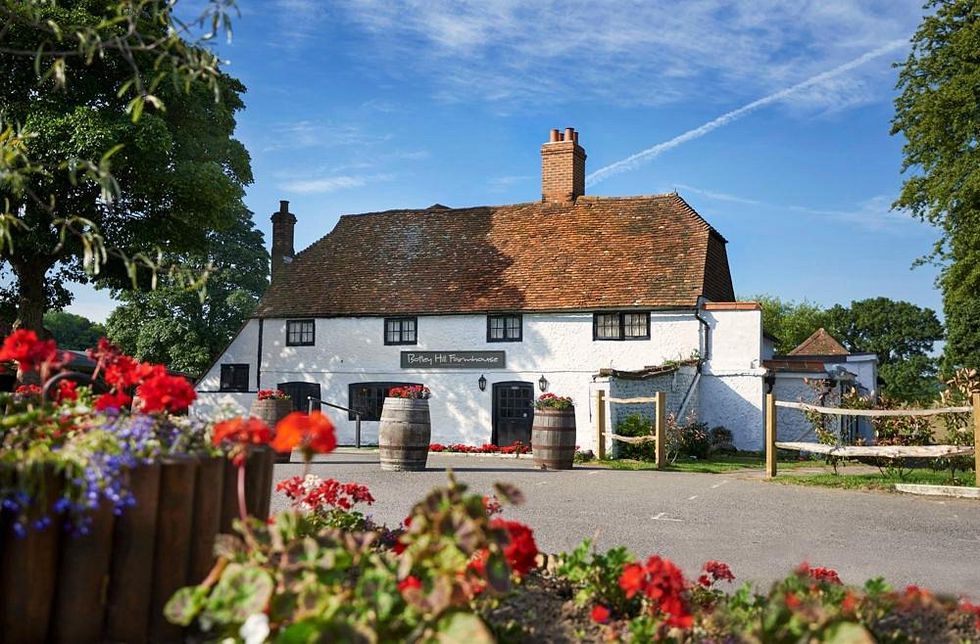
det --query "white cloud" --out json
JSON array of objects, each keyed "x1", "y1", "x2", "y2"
[
  {"x1": 304, "y1": 0, "x2": 922, "y2": 108},
  {"x1": 280, "y1": 173, "x2": 394, "y2": 194},
  {"x1": 263, "y1": 121, "x2": 392, "y2": 152}
]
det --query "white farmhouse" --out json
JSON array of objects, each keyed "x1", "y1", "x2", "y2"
[{"x1": 195, "y1": 128, "x2": 772, "y2": 451}]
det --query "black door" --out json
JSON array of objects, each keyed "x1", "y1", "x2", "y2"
[
  {"x1": 492, "y1": 382, "x2": 534, "y2": 447},
  {"x1": 278, "y1": 382, "x2": 321, "y2": 412}
]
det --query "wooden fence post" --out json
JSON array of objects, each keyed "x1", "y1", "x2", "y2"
[
  {"x1": 973, "y1": 392, "x2": 980, "y2": 480},
  {"x1": 765, "y1": 392, "x2": 777, "y2": 479},
  {"x1": 596, "y1": 390, "x2": 606, "y2": 461},
  {"x1": 655, "y1": 391, "x2": 666, "y2": 470}
]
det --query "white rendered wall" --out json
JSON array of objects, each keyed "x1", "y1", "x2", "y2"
[{"x1": 195, "y1": 309, "x2": 767, "y2": 451}]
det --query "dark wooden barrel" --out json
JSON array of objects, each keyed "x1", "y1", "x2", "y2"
[
  {"x1": 531, "y1": 408, "x2": 577, "y2": 470},
  {"x1": 250, "y1": 398, "x2": 294, "y2": 462},
  {"x1": 378, "y1": 398, "x2": 431, "y2": 471}
]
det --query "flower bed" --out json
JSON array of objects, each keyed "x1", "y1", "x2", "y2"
[{"x1": 429, "y1": 441, "x2": 531, "y2": 455}]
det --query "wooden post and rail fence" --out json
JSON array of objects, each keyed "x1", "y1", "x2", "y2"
[
  {"x1": 763, "y1": 391, "x2": 980, "y2": 480},
  {"x1": 594, "y1": 390, "x2": 666, "y2": 469}
]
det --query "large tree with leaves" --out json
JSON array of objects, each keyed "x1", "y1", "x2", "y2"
[
  {"x1": 752, "y1": 295, "x2": 828, "y2": 354},
  {"x1": 0, "y1": 0, "x2": 248, "y2": 332},
  {"x1": 105, "y1": 214, "x2": 267, "y2": 377},
  {"x1": 892, "y1": 0, "x2": 980, "y2": 371},
  {"x1": 823, "y1": 298, "x2": 943, "y2": 402}
]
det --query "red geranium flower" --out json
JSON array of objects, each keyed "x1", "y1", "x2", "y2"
[
  {"x1": 95, "y1": 391, "x2": 133, "y2": 413},
  {"x1": 491, "y1": 519, "x2": 538, "y2": 577},
  {"x1": 213, "y1": 417, "x2": 273, "y2": 466},
  {"x1": 14, "y1": 383, "x2": 41, "y2": 397},
  {"x1": 618, "y1": 556, "x2": 693, "y2": 630},
  {"x1": 397, "y1": 576, "x2": 422, "y2": 594},
  {"x1": 619, "y1": 563, "x2": 646, "y2": 598},
  {"x1": 272, "y1": 411, "x2": 337, "y2": 458},
  {"x1": 55, "y1": 379, "x2": 78, "y2": 403},
  {"x1": 0, "y1": 330, "x2": 64, "y2": 373},
  {"x1": 135, "y1": 371, "x2": 196, "y2": 413},
  {"x1": 698, "y1": 560, "x2": 735, "y2": 587},
  {"x1": 591, "y1": 604, "x2": 611, "y2": 624}
]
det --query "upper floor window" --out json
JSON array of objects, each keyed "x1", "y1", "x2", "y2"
[
  {"x1": 219, "y1": 363, "x2": 249, "y2": 392},
  {"x1": 487, "y1": 314, "x2": 522, "y2": 342},
  {"x1": 286, "y1": 319, "x2": 315, "y2": 346},
  {"x1": 593, "y1": 312, "x2": 650, "y2": 341},
  {"x1": 384, "y1": 317, "x2": 417, "y2": 345}
]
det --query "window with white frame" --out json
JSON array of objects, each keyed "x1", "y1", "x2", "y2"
[
  {"x1": 286, "y1": 319, "x2": 315, "y2": 346},
  {"x1": 384, "y1": 317, "x2": 417, "y2": 345},
  {"x1": 593, "y1": 312, "x2": 650, "y2": 340}
]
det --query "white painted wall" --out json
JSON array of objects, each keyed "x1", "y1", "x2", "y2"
[{"x1": 196, "y1": 308, "x2": 769, "y2": 451}]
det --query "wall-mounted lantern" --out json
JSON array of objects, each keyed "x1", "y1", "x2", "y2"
[
  {"x1": 478, "y1": 374, "x2": 487, "y2": 392},
  {"x1": 538, "y1": 375, "x2": 549, "y2": 392}
]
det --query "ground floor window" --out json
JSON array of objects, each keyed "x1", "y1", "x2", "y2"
[
  {"x1": 219, "y1": 363, "x2": 249, "y2": 391},
  {"x1": 348, "y1": 381, "x2": 421, "y2": 420}
]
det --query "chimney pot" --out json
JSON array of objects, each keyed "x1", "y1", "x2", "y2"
[
  {"x1": 549, "y1": 128, "x2": 560, "y2": 142},
  {"x1": 564, "y1": 127, "x2": 574, "y2": 140},
  {"x1": 279, "y1": 199, "x2": 289, "y2": 213}
]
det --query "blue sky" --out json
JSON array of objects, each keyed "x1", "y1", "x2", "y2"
[{"x1": 69, "y1": 1, "x2": 943, "y2": 323}]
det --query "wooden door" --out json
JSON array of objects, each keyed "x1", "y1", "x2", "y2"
[{"x1": 492, "y1": 382, "x2": 534, "y2": 447}]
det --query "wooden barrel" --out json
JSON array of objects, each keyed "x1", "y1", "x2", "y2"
[
  {"x1": 378, "y1": 398, "x2": 431, "y2": 471},
  {"x1": 531, "y1": 407, "x2": 577, "y2": 470},
  {"x1": 250, "y1": 398, "x2": 294, "y2": 462}
]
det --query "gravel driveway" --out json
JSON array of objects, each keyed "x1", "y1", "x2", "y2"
[{"x1": 271, "y1": 451, "x2": 980, "y2": 598}]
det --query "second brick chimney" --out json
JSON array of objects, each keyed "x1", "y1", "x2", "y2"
[
  {"x1": 270, "y1": 199, "x2": 296, "y2": 283},
  {"x1": 541, "y1": 127, "x2": 586, "y2": 204}
]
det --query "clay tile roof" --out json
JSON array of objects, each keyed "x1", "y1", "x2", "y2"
[
  {"x1": 788, "y1": 328, "x2": 850, "y2": 356},
  {"x1": 255, "y1": 193, "x2": 735, "y2": 318}
]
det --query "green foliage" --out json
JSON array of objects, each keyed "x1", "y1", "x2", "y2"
[
  {"x1": 0, "y1": 0, "x2": 251, "y2": 331},
  {"x1": 613, "y1": 413, "x2": 654, "y2": 460},
  {"x1": 891, "y1": 0, "x2": 980, "y2": 371},
  {"x1": 555, "y1": 539, "x2": 639, "y2": 617},
  {"x1": 42, "y1": 311, "x2": 105, "y2": 350},
  {"x1": 665, "y1": 412, "x2": 710, "y2": 463},
  {"x1": 105, "y1": 212, "x2": 267, "y2": 377},
  {"x1": 753, "y1": 295, "x2": 827, "y2": 354}
]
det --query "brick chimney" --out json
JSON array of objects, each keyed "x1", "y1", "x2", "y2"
[
  {"x1": 541, "y1": 127, "x2": 586, "y2": 204},
  {"x1": 270, "y1": 199, "x2": 296, "y2": 282}
]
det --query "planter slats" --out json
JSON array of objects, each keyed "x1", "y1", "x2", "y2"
[
  {"x1": 245, "y1": 447, "x2": 275, "y2": 520},
  {"x1": 105, "y1": 462, "x2": 161, "y2": 644},
  {"x1": 379, "y1": 398, "x2": 431, "y2": 471},
  {"x1": 219, "y1": 458, "x2": 240, "y2": 533},
  {"x1": 50, "y1": 502, "x2": 115, "y2": 644},
  {"x1": 188, "y1": 456, "x2": 225, "y2": 584},
  {"x1": 0, "y1": 469, "x2": 61, "y2": 644},
  {"x1": 148, "y1": 458, "x2": 197, "y2": 642}
]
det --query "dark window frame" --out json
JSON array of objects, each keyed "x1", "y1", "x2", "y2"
[
  {"x1": 219, "y1": 363, "x2": 250, "y2": 392},
  {"x1": 592, "y1": 311, "x2": 651, "y2": 341},
  {"x1": 486, "y1": 314, "x2": 523, "y2": 343},
  {"x1": 286, "y1": 319, "x2": 315, "y2": 346},
  {"x1": 348, "y1": 381, "x2": 422, "y2": 421},
  {"x1": 384, "y1": 316, "x2": 418, "y2": 346}
]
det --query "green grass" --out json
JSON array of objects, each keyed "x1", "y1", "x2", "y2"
[
  {"x1": 773, "y1": 468, "x2": 976, "y2": 491},
  {"x1": 587, "y1": 454, "x2": 821, "y2": 474}
]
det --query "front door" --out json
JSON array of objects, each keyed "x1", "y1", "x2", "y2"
[
  {"x1": 492, "y1": 382, "x2": 534, "y2": 447},
  {"x1": 278, "y1": 381, "x2": 321, "y2": 412}
]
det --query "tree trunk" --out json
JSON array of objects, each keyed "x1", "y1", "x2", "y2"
[{"x1": 11, "y1": 260, "x2": 51, "y2": 334}]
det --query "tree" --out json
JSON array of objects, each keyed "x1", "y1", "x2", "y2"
[
  {"x1": 105, "y1": 213, "x2": 268, "y2": 377},
  {"x1": 824, "y1": 298, "x2": 944, "y2": 403},
  {"x1": 752, "y1": 295, "x2": 827, "y2": 354},
  {"x1": 43, "y1": 311, "x2": 106, "y2": 351},
  {"x1": 892, "y1": 0, "x2": 980, "y2": 371},
  {"x1": 0, "y1": 1, "x2": 247, "y2": 332}
]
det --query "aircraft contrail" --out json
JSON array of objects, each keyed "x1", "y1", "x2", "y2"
[{"x1": 585, "y1": 39, "x2": 908, "y2": 187}]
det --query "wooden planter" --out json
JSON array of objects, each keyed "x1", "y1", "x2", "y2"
[
  {"x1": 531, "y1": 407, "x2": 577, "y2": 470},
  {"x1": 251, "y1": 397, "x2": 294, "y2": 462},
  {"x1": 0, "y1": 452, "x2": 269, "y2": 643},
  {"x1": 379, "y1": 398, "x2": 431, "y2": 471}
]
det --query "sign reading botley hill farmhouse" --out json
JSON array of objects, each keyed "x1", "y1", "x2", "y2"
[{"x1": 400, "y1": 351, "x2": 506, "y2": 369}]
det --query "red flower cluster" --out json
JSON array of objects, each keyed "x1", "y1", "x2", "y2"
[
  {"x1": 697, "y1": 560, "x2": 735, "y2": 588},
  {"x1": 960, "y1": 600, "x2": 980, "y2": 631},
  {"x1": 591, "y1": 604, "x2": 611, "y2": 624},
  {"x1": 55, "y1": 379, "x2": 78, "y2": 403},
  {"x1": 796, "y1": 562, "x2": 842, "y2": 585},
  {"x1": 14, "y1": 383, "x2": 41, "y2": 397},
  {"x1": 534, "y1": 392, "x2": 573, "y2": 410},
  {"x1": 619, "y1": 556, "x2": 693, "y2": 629},
  {"x1": 276, "y1": 476, "x2": 375, "y2": 511},
  {"x1": 0, "y1": 330, "x2": 65, "y2": 373},
  {"x1": 388, "y1": 385, "x2": 431, "y2": 399},
  {"x1": 88, "y1": 339, "x2": 196, "y2": 413},
  {"x1": 212, "y1": 418, "x2": 273, "y2": 466},
  {"x1": 397, "y1": 576, "x2": 421, "y2": 595},
  {"x1": 271, "y1": 411, "x2": 337, "y2": 457},
  {"x1": 491, "y1": 518, "x2": 538, "y2": 577},
  {"x1": 482, "y1": 495, "x2": 503, "y2": 516},
  {"x1": 257, "y1": 389, "x2": 289, "y2": 401}
]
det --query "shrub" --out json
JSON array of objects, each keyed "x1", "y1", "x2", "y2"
[
  {"x1": 665, "y1": 412, "x2": 711, "y2": 462},
  {"x1": 614, "y1": 413, "x2": 655, "y2": 460}
]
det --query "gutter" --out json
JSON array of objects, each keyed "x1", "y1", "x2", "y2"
[{"x1": 694, "y1": 294, "x2": 711, "y2": 365}]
